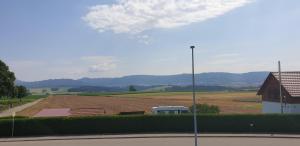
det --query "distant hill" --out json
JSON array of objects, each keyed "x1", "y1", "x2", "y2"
[
  {"x1": 16, "y1": 72, "x2": 269, "y2": 88},
  {"x1": 67, "y1": 85, "x2": 256, "y2": 93},
  {"x1": 67, "y1": 85, "x2": 164, "y2": 93}
]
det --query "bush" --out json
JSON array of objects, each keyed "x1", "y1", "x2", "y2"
[
  {"x1": 1, "y1": 114, "x2": 300, "y2": 137},
  {"x1": 51, "y1": 88, "x2": 59, "y2": 91},
  {"x1": 129, "y1": 85, "x2": 137, "y2": 92},
  {"x1": 190, "y1": 104, "x2": 220, "y2": 114}
]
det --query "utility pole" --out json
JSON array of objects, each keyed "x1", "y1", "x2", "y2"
[
  {"x1": 191, "y1": 46, "x2": 198, "y2": 146},
  {"x1": 278, "y1": 61, "x2": 283, "y2": 114}
]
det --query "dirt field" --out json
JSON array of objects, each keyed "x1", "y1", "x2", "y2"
[{"x1": 17, "y1": 92, "x2": 261, "y2": 117}]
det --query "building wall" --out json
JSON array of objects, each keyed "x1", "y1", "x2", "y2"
[
  {"x1": 262, "y1": 101, "x2": 300, "y2": 113},
  {"x1": 261, "y1": 75, "x2": 289, "y2": 102}
]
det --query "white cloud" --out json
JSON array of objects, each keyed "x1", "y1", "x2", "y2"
[
  {"x1": 209, "y1": 53, "x2": 243, "y2": 65},
  {"x1": 81, "y1": 56, "x2": 118, "y2": 73},
  {"x1": 9, "y1": 60, "x2": 46, "y2": 68},
  {"x1": 83, "y1": 0, "x2": 252, "y2": 34},
  {"x1": 6, "y1": 56, "x2": 119, "y2": 81},
  {"x1": 136, "y1": 34, "x2": 151, "y2": 44}
]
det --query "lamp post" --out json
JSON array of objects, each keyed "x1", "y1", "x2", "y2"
[
  {"x1": 191, "y1": 46, "x2": 198, "y2": 146},
  {"x1": 278, "y1": 61, "x2": 283, "y2": 114}
]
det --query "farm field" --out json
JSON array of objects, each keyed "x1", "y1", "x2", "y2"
[{"x1": 17, "y1": 91, "x2": 261, "y2": 117}]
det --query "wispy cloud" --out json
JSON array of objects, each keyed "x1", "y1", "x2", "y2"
[
  {"x1": 81, "y1": 56, "x2": 118, "y2": 73},
  {"x1": 83, "y1": 0, "x2": 252, "y2": 34},
  {"x1": 7, "y1": 56, "x2": 119, "y2": 81},
  {"x1": 136, "y1": 34, "x2": 151, "y2": 44},
  {"x1": 209, "y1": 53, "x2": 243, "y2": 65},
  {"x1": 9, "y1": 60, "x2": 46, "y2": 68}
]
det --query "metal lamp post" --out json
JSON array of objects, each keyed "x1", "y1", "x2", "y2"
[
  {"x1": 278, "y1": 61, "x2": 283, "y2": 114},
  {"x1": 191, "y1": 46, "x2": 198, "y2": 146}
]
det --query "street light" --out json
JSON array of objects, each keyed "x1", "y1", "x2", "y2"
[{"x1": 191, "y1": 46, "x2": 198, "y2": 146}]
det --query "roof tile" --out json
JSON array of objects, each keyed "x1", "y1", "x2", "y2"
[{"x1": 272, "y1": 72, "x2": 300, "y2": 97}]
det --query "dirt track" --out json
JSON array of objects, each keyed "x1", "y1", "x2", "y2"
[
  {"x1": 0, "y1": 99, "x2": 44, "y2": 117},
  {"x1": 17, "y1": 92, "x2": 261, "y2": 117}
]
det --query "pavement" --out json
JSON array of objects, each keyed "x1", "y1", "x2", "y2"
[
  {"x1": 1, "y1": 134, "x2": 300, "y2": 146},
  {"x1": 0, "y1": 98, "x2": 44, "y2": 117}
]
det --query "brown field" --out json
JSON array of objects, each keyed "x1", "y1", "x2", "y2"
[{"x1": 17, "y1": 92, "x2": 262, "y2": 117}]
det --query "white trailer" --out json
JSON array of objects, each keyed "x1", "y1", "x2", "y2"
[{"x1": 152, "y1": 106, "x2": 189, "y2": 115}]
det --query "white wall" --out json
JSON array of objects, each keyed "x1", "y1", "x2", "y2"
[{"x1": 262, "y1": 101, "x2": 300, "y2": 113}]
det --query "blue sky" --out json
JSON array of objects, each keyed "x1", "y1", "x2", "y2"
[{"x1": 1, "y1": 0, "x2": 300, "y2": 81}]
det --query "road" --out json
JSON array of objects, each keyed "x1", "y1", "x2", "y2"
[
  {"x1": 0, "y1": 98, "x2": 44, "y2": 117},
  {"x1": 1, "y1": 134, "x2": 300, "y2": 146}
]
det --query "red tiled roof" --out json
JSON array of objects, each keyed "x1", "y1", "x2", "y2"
[{"x1": 272, "y1": 72, "x2": 300, "y2": 97}]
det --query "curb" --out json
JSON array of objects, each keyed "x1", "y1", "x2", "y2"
[{"x1": 1, "y1": 134, "x2": 300, "y2": 142}]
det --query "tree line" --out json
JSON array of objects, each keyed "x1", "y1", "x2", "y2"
[{"x1": 0, "y1": 60, "x2": 29, "y2": 100}]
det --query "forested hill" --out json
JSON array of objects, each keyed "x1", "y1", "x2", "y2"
[{"x1": 16, "y1": 72, "x2": 269, "y2": 88}]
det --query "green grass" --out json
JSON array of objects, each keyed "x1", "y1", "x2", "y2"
[
  {"x1": 0, "y1": 95, "x2": 47, "y2": 111},
  {"x1": 142, "y1": 85, "x2": 172, "y2": 92},
  {"x1": 33, "y1": 86, "x2": 256, "y2": 98},
  {"x1": 30, "y1": 87, "x2": 72, "y2": 95},
  {"x1": 30, "y1": 86, "x2": 257, "y2": 98},
  {"x1": 241, "y1": 104, "x2": 262, "y2": 110},
  {"x1": 78, "y1": 91, "x2": 256, "y2": 97}
]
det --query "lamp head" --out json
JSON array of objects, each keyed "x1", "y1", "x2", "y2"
[{"x1": 190, "y1": 46, "x2": 195, "y2": 49}]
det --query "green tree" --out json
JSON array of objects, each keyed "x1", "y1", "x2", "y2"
[
  {"x1": 129, "y1": 85, "x2": 137, "y2": 92},
  {"x1": 0, "y1": 60, "x2": 16, "y2": 98},
  {"x1": 16, "y1": 85, "x2": 29, "y2": 101},
  {"x1": 12, "y1": 86, "x2": 18, "y2": 98},
  {"x1": 42, "y1": 89, "x2": 48, "y2": 94},
  {"x1": 51, "y1": 88, "x2": 59, "y2": 91}
]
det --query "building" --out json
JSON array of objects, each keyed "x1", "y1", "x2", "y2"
[
  {"x1": 152, "y1": 106, "x2": 189, "y2": 115},
  {"x1": 257, "y1": 72, "x2": 300, "y2": 113}
]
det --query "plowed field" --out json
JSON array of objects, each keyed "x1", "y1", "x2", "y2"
[{"x1": 17, "y1": 92, "x2": 261, "y2": 117}]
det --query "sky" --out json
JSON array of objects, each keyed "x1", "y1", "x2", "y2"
[{"x1": 1, "y1": 0, "x2": 300, "y2": 81}]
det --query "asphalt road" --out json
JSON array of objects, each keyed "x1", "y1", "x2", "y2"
[{"x1": 1, "y1": 134, "x2": 300, "y2": 146}]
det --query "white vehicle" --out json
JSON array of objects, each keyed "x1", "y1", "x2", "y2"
[{"x1": 152, "y1": 106, "x2": 189, "y2": 115}]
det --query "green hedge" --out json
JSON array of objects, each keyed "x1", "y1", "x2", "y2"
[
  {"x1": 1, "y1": 114, "x2": 300, "y2": 137},
  {"x1": 190, "y1": 104, "x2": 220, "y2": 114}
]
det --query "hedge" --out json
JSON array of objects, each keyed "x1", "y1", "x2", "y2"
[
  {"x1": 1, "y1": 114, "x2": 300, "y2": 137},
  {"x1": 190, "y1": 104, "x2": 220, "y2": 114},
  {"x1": 118, "y1": 111, "x2": 145, "y2": 115}
]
